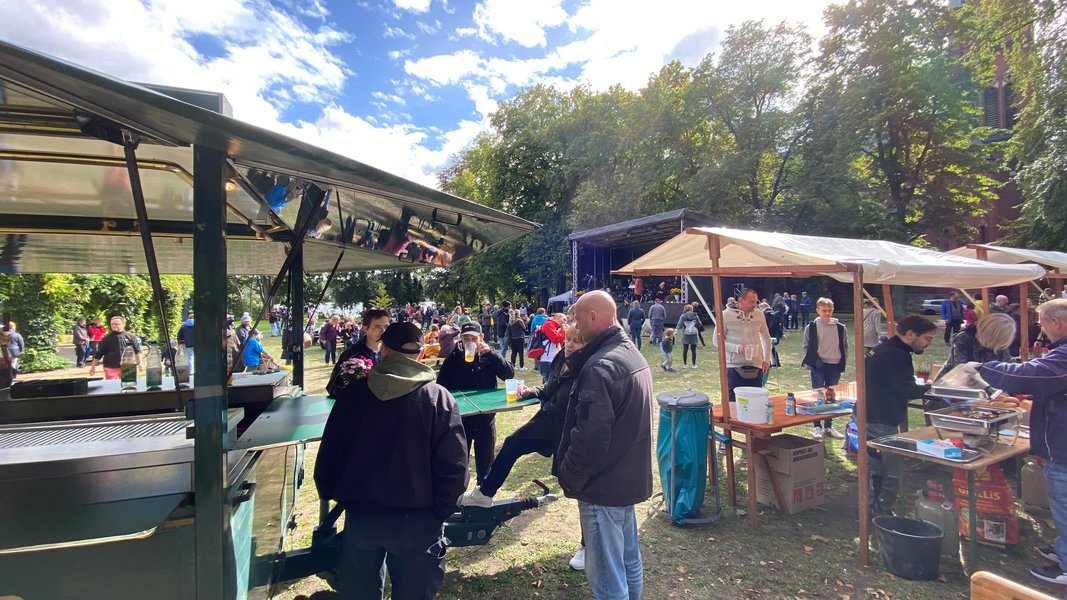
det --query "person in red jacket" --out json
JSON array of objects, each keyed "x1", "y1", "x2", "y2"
[
  {"x1": 87, "y1": 316, "x2": 107, "y2": 358},
  {"x1": 536, "y1": 313, "x2": 567, "y2": 383}
]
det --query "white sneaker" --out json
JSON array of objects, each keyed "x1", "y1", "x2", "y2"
[
  {"x1": 812, "y1": 426, "x2": 824, "y2": 439},
  {"x1": 569, "y1": 546, "x2": 586, "y2": 571},
  {"x1": 825, "y1": 425, "x2": 845, "y2": 439},
  {"x1": 460, "y1": 487, "x2": 493, "y2": 508}
]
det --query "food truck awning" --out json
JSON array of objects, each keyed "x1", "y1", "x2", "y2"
[
  {"x1": 615, "y1": 227, "x2": 1047, "y2": 288},
  {"x1": 947, "y1": 244, "x2": 1067, "y2": 272},
  {"x1": 0, "y1": 40, "x2": 537, "y2": 274}
]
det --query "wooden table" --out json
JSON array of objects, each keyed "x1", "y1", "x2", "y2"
[
  {"x1": 711, "y1": 385, "x2": 855, "y2": 526},
  {"x1": 869, "y1": 426, "x2": 1030, "y2": 573}
]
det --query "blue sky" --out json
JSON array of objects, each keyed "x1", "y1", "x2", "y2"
[{"x1": 0, "y1": 0, "x2": 832, "y2": 186}]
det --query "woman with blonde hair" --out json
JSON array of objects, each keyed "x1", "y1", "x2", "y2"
[{"x1": 943, "y1": 312, "x2": 1015, "y2": 373}]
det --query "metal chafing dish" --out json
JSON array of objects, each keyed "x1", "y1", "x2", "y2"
[
  {"x1": 927, "y1": 404, "x2": 1024, "y2": 447},
  {"x1": 929, "y1": 364, "x2": 1004, "y2": 403}
]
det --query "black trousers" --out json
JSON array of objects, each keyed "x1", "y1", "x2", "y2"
[
  {"x1": 480, "y1": 436, "x2": 552, "y2": 496},
  {"x1": 509, "y1": 339, "x2": 524, "y2": 368},
  {"x1": 341, "y1": 509, "x2": 447, "y2": 600},
  {"x1": 944, "y1": 317, "x2": 962, "y2": 343},
  {"x1": 462, "y1": 413, "x2": 497, "y2": 483}
]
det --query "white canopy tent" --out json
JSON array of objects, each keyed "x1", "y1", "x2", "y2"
[
  {"x1": 548, "y1": 290, "x2": 578, "y2": 305},
  {"x1": 615, "y1": 227, "x2": 1045, "y2": 565}
]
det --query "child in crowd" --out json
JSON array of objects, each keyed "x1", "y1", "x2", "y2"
[{"x1": 660, "y1": 328, "x2": 676, "y2": 372}]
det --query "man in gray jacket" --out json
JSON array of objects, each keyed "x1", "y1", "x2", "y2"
[
  {"x1": 648, "y1": 298, "x2": 667, "y2": 345},
  {"x1": 555, "y1": 290, "x2": 653, "y2": 600}
]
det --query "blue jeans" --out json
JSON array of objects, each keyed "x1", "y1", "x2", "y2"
[
  {"x1": 1045, "y1": 460, "x2": 1067, "y2": 571},
  {"x1": 499, "y1": 335, "x2": 510, "y2": 359},
  {"x1": 809, "y1": 365, "x2": 841, "y2": 428},
  {"x1": 324, "y1": 340, "x2": 337, "y2": 364},
  {"x1": 579, "y1": 501, "x2": 643, "y2": 600},
  {"x1": 185, "y1": 346, "x2": 195, "y2": 375},
  {"x1": 649, "y1": 321, "x2": 663, "y2": 345},
  {"x1": 629, "y1": 325, "x2": 642, "y2": 350},
  {"x1": 270, "y1": 321, "x2": 281, "y2": 336},
  {"x1": 538, "y1": 361, "x2": 552, "y2": 384},
  {"x1": 659, "y1": 348, "x2": 673, "y2": 370}
]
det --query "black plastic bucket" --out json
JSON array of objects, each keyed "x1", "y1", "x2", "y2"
[{"x1": 873, "y1": 516, "x2": 943, "y2": 580}]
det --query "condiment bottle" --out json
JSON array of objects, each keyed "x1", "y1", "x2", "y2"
[{"x1": 785, "y1": 393, "x2": 796, "y2": 416}]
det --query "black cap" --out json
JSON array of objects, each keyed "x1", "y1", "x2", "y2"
[
  {"x1": 381, "y1": 323, "x2": 423, "y2": 355},
  {"x1": 460, "y1": 322, "x2": 482, "y2": 337},
  {"x1": 501, "y1": 301, "x2": 511, "y2": 308}
]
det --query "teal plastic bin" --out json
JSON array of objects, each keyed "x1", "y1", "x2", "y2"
[{"x1": 656, "y1": 390, "x2": 713, "y2": 525}]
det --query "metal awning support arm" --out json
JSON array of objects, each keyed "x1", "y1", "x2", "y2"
[{"x1": 121, "y1": 130, "x2": 182, "y2": 410}]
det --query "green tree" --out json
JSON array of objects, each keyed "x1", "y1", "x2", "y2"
[
  {"x1": 690, "y1": 20, "x2": 812, "y2": 221},
  {"x1": 0, "y1": 274, "x2": 73, "y2": 371},
  {"x1": 964, "y1": 0, "x2": 1067, "y2": 248},
  {"x1": 368, "y1": 282, "x2": 394, "y2": 310},
  {"x1": 331, "y1": 272, "x2": 378, "y2": 310},
  {"x1": 815, "y1": 0, "x2": 999, "y2": 245}
]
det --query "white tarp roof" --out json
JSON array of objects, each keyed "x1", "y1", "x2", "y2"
[
  {"x1": 616, "y1": 227, "x2": 1046, "y2": 288},
  {"x1": 548, "y1": 290, "x2": 578, "y2": 304},
  {"x1": 947, "y1": 244, "x2": 1067, "y2": 271}
]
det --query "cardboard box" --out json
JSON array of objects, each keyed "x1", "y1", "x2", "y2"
[
  {"x1": 754, "y1": 433, "x2": 826, "y2": 513},
  {"x1": 916, "y1": 439, "x2": 963, "y2": 460}
]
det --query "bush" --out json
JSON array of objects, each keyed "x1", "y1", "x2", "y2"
[{"x1": 18, "y1": 347, "x2": 69, "y2": 373}]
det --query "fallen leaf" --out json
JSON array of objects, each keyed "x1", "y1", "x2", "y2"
[
  {"x1": 803, "y1": 545, "x2": 814, "y2": 555},
  {"x1": 532, "y1": 580, "x2": 543, "y2": 588},
  {"x1": 838, "y1": 594, "x2": 850, "y2": 600},
  {"x1": 811, "y1": 534, "x2": 833, "y2": 543},
  {"x1": 520, "y1": 539, "x2": 529, "y2": 546},
  {"x1": 707, "y1": 536, "x2": 717, "y2": 542}
]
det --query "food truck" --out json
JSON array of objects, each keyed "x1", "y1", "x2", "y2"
[{"x1": 0, "y1": 41, "x2": 541, "y2": 599}]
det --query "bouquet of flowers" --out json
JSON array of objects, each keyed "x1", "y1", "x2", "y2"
[{"x1": 337, "y1": 356, "x2": 375, "y2": 389}]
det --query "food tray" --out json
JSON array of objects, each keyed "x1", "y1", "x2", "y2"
[
  {"x1": 869, "y1": 435, "x2": 984, "y2": 463},
  {"x1": 926, "y1": 404, "x2": 1023, "y2": 437}
]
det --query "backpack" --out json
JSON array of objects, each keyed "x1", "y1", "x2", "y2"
[
  {"x1": 683, "y1": 318, "x2": 699, "y2": 337},
  {"x1": 527, "y1": 327, "x2": 548, "y2": 360}
]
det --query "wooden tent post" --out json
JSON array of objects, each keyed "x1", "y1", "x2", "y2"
[
  {"x1": 976, "y1": 246, "x2": 991, "y2": 309},
  {"x1": 855, "y1": 267, "x2": 870, "y2": 566},
  {"x1": 709, "y1": 235, "x2": 735, "y2": 508},
  {"x1": 881, "y1": 284, "x2": 896, "y2": 337},
  {"x1": 1020, "y1": 283, "x2": 1031, "y2": 360}
]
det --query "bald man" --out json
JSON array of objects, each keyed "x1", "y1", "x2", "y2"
[{"x1": 552, "y1": 290, "x2": 653, "y2": 600}]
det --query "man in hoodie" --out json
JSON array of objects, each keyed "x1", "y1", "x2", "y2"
[
  {"x1": 177, "y1": 312, "x2": 195, "y2": 372},
  {"x1": 315, "y1": 322, "x2": 468, "y2": 600},
  {"x1": 437, "y1": 322, "x2": 514, "y2": 484},
  {"x1": 557, "y1": 290, "x2": 653, "y2": 600},
  {"x1": 800, "y1": 297, "x2": 847, "y2": 440},
  {"x1": 969, "y1": 299, "x2": 1067, "y2": 585}
]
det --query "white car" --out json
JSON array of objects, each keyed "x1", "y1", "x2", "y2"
[{"x1": 920, "y1": 299, "x2": 944, "y2": 315}]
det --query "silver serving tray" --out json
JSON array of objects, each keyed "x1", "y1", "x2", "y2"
[
  {"x1": 869, "y1": 435, "x2": 985, "y2": 463},
  {"x1": 927, "y1": 404, "x2": 1023, "y2": 436}
]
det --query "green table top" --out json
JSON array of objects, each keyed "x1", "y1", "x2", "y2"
[{"x1": 233, "y1": 389, "x2": 538, "y2": 451}]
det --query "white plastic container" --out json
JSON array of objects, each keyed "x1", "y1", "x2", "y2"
[{"x1": 735, "y1": 386, "x2": 771, "y2": 424}]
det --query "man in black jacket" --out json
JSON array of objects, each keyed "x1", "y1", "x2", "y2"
[
  {"x1": 865, "y1": 315, "x2": 935, "y2": 516},
  {"x1": 437, "y1": 322, "x2": 514, "y2": 485},
  {"x1": 315, "y1": 322, "x2": 467, "y2": 600},
  {"x1": 326, "y1": 309, "x2": 390, "y2": 397},
  {"x1": 555, "y1": 290, "x2": 653, "y2": 600}
]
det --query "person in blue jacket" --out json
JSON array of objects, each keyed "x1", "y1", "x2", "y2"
[
  {"x1": 940, "y1": 291, "x2": 965, "y2": 344},
  {"x1": 242, "y1": 328, "x2": 269, "y2": 371},
  {"x1": 626, "y1": 300, "x2": 646, "y2": 350},
  {"x1": 969, "y1": 299, "x2": 1067, "y2": 586}
]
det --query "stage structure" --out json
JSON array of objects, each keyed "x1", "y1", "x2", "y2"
[{"x1": 569, "y1": 209, "x2": 729, "y2": 307}]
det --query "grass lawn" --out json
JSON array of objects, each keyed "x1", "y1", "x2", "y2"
[
  {"x1": 270, "y1": 316, "x2": 1064, "y2": 600},
  {"x1": 30, "y1": 320, "x2": 1057, "y2": 598}
]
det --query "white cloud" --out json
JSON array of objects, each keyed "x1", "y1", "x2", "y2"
[
  {"x1": 392, "y1": 0, "x2": 431, "y2": 13},
  {"x1": 473, "y1": 0, "x2": 568, "y2": 47},
  {"x1": 404, "y1": 50, "x2": 483, "y2": 86},
  {"x1": 383, "y1": 25, "x2": 416, "y2": 40}
]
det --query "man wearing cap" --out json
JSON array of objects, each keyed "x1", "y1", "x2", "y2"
[
  {"x1": 236, "y1": 313, "x2": 253, "y2": 347},
  {"x1": 315, "y1": 323, "x2": 468, "y2": 599},
  {"x1": 437, "y1": 321, "x2": 515, "y2": 485}
]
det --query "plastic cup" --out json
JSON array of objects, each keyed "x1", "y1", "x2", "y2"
[
  {"x1": 505, "y1": 378, "x2": 519, "y2": 403},
  {"x1": 464, "y1": 342, "x2": 476, "y2": 363},
  {"x1": 743, "y1": 345, "x2": 755, "y2": 361}
]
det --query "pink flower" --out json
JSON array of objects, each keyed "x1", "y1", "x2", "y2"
[{"x1": 336, "y1": 356, "x2": 375, "y2": 388}]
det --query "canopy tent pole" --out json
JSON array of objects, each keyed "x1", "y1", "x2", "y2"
[
  {"x1": 684, "y1": 275, "x2": 716, "y2": 328},
  {"x1": 121, "y1": 132, "x2": 183, "y2": 410},
  {"x1": 882, "y1": 284, "x2": 896, "y2": 337},
  {"x1": 1053, "y1": 269, "x2": 1064, "y2": 297},
  {"x1": 976, "y1": 246, "x2": 992, "y2": 310},
  {"x1": 191, "y1": 145, "x2": 229, "y2": 598},
  {"x1": 1020, "y1": 283, "x2": 1031, "y2": 360},
  {"x1": 307, "y1": 251, "x2": 345, "y2": 326},
  {"x1": 854, "y1": 266, "x2": 870, "y2": 566},
  {"x1": 862, "y1": 288, "x2": 887, "y2": 319},
  {"x1": 708, "y1": 235, "x2": 736, "y2": 508},
  {"x1": 291, "y1": 249, "x2": 305, "y2": 389}
]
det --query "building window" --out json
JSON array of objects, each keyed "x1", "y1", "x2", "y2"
[
  {"x1": 1004, "y1": 82, "x2": 1017, "y2": 129},
  {"x1": 980, "y1": 87, "x2": 1000, "y2": 128}
]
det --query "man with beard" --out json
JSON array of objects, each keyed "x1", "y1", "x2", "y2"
[{"x1": 865, "y1": 315, "x2": 936, "y2": 516}]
